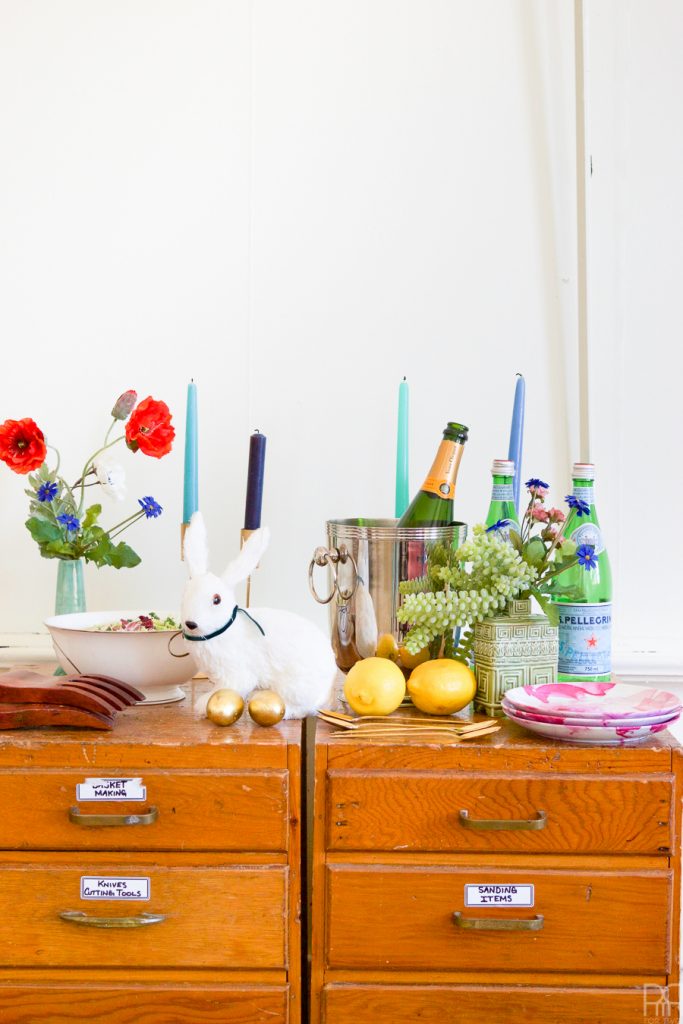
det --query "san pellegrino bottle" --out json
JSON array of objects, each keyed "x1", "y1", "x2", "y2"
[
  {"x1": 485, "y1": 459, "x2": 519, "y2": 539},
  {"x1": 397, "y1": 422, "x2": 468, "y2": 527},
  {"x1": 551, "y1": 462, "x2": 613, "y2": 681}
]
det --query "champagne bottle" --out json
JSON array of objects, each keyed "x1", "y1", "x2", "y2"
[
  {"x1": 485, "y1": 459, "x2": 519, "y2": 540},
  {"x1": 550, "y1": 462, "x2": 613, "y2": 681},
  {"x1": 397, "y1": 422, "x2": 468, "y2": 527}
]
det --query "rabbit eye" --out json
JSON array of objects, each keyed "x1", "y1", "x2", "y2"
[{"x1": 212, "y1": 593, "x2": 222, "y2": 605}]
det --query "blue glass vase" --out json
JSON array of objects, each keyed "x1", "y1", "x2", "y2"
[{"x1": 55, "y1": 559, "x2": 86, "y2": 615}]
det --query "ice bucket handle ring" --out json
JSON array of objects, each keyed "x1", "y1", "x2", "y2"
[{"x1": 308, "y1": 545, "x2": 359, "y2": 605}]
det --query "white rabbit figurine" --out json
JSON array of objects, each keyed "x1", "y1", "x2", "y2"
[{"x1": 182, "y1": 511, "x2": 337, "y2": 719}]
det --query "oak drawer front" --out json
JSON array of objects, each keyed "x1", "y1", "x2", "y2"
[
  {"x1": 323, "y1": 984, "x2": 662, "y2": 1024},
  {"x1": 0, "y1": 861, "x2": 287, "y2": 968},
  {"x1": 0, "y1": 770, "x2": 288, "y2": 851},
  {"x1": 326, "y1": 865, "x2": 671, "y2": 974},
  {"x1": 327, "y1": 772, "x2": 672, "y2": 854},
  {"x1": 0, "y1": 984, "x2": 288, "y2": 1024}
]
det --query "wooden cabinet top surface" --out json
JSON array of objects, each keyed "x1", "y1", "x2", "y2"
[
  {"x1": 315, "y1": 710, "x2": 681, "y2": 774},
  {"x1": 0, "y1": 674, "x2": 303, "y2": 769}
]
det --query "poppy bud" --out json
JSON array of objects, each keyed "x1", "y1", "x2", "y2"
[{"x1": 111, "y1": 390, "x2": 137, "y2": 421}]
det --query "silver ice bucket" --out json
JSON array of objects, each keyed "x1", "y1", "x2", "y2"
[{"x1": 308, "y1": 518, "x2": 467, "y2": 672}]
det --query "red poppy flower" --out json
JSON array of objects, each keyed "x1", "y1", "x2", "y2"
[
  {"x1": 125, "y1": 397, "x2": 175, "y2": 458},
  {"x1": 0, "y1": 417, "x2": 47, "y2": 474}
]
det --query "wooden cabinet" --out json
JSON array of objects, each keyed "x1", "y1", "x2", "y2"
[
  {"x1": 0, "y1": 679, "x2": 303, "y2": 1023},
  {"x1": 311, "y1": 716, "x2": 682, "y2": 1023}
]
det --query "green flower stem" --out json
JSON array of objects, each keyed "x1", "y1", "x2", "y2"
[
  {"x1": 103, "y1": 417, "x2": 118, "y2": 446},
  {"x1": 536, "y1": 556, "x2": 579, "y2": 585},
  {"x1": 106, "y1": 509, "x2": 144, "y2": 540},
  {"x1": 76, "y1": 436, "x2": 124, "y2": 513},
  {"x1": 521, "y1": 493, "x2": 536, "y2": 543},
  {"x1": 47, "y1": 444, "x2": 61, "y2": 476}
]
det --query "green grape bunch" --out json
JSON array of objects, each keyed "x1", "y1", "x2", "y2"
[{"x1": 397, "y1": 525, "x2": 538, "y2": 655}]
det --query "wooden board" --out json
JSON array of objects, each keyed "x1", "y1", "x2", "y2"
[
  {"x1": 326, "y1": 770, "x2": 673, "y2": 854},
  {"x1": 0, "y1": 769, "x2": 289, "y2": 852}
]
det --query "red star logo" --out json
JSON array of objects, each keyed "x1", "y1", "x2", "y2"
[{"x1": 586, "y1": 635, "x2": 598, "y2": 648}]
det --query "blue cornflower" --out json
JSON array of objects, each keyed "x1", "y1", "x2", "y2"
[
  {"x1": 566, "y1": 494, "x2": 591, "y2": 517},
  {"x1": 57, "y1": 513, "x2": 80, "y2": 533},
  {"x1": 525, "y1": 478, "x2": 549, "y2": 490},
  {"x1": 138, "y1": 496, "x2": 163, "y2": 519},
  {"x1": 36, "y1": 481, "x2": 58, "y2": 503},
  {"x1": 576, "y1": 544, "x2": 598, "y2": 571},
  {"x1": 486, "y1": 520, "x2": 506, "y2": 533}
]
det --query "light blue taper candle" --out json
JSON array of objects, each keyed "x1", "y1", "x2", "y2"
[
  {"x1": 395, "y1": 376, "x2": 409, "y2": 518},
  {"x1": 183, "y1": 380, "x2": 198, "y2": 523},
  {"x1": 507, "y1": 373, "x2": 525, "y2": 514}
]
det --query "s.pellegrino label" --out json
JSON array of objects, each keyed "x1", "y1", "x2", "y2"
[
  {"x1": 557, "y1": 602, "x2": 612, "y2": 677},
  {"x1": 571, "y1": 521, "x2": 605, "y2": 555}
]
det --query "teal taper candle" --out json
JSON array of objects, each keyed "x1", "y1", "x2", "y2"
[
  {"x1": 183, "y1": 381, "x2": 198, "y2": 523},
  {"x1": 395, "y1": 376, "x2": 409, "y2": 518}
]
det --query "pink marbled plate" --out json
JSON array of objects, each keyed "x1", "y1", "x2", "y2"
[
  {"x1": 501, "y1": 699, "x2": 680, "y2": 729},
  {"x1": 504, "y1": 681, "x2": 682, "y2": 720},
  {"x1": 504, "y1": 706, "x2": 674, "y2": 745}
]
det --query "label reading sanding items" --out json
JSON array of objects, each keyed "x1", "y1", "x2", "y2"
[
  {"x1": 491, "y1": 483, "x2": 514, "y2": 501},
  {"x1": 80, "y1": 877, "x2": 150, "y2": 901},
  {"x1": 76, "y1": 778, "x2": 146, "y2": 802},
  {"x1": 465, "y1": 884, "x2": 534, "y2": 907}
]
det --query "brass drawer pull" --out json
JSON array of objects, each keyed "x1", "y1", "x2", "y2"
[
  {"x1": 59, "y1": 910, "x2": 166, "y2": 929},
  {"x1": 68, "y1": 805, "x2": 159, "y2": 828},
  {"x1": 453, "y1": 911, "x2": 544, "y2": 931},
  {"x1": 458, "y1": 808, "x2": 547, "y2": 831}
]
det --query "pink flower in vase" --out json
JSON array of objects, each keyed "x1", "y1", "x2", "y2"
[{"x1": 530, "y1": 506, "x2": 550, "y2": 523}]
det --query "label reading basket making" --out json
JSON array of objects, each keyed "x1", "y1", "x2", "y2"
[
  {"x1": 465, "y1": 884, "x2": 534, "y2": 907},
  {"x1": 76, "y1": 778, "x2": 146, "y2": 801},
  {"x1": 80, "y1": 877, "x2": 150, "y2": 901}
]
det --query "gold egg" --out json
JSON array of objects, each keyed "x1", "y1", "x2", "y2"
[
  {"x1": 206, "y1": 689, "x2": 245, "y2": 726},
  {"x1": 248, "y1": 690, "x2": 286, "y2": 727}
]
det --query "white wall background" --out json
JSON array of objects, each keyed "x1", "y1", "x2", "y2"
[{"x1": 0, "y1": 1, "x2": 680, "y2": 667}]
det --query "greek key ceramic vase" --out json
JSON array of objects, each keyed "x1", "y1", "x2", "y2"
[{"x1": 474, "y1": 597, "x2": 558, "y2": 717}]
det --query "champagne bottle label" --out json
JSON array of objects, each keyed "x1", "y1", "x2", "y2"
[
  {"x1": 573, "y1": 484, "x2": 595, "y2": 504},
  {"x1": 491, "y1": 483, "x2": 514, "y2": 500},
  {"x1": 557, "y1": 602, "x2": 612, "y2": 676},
  {"x1": 421, "y1": 440, "x2": 463, "y2": 500},
  {"x1": 570, "y1": 522, "x2": 605, "y2": 555}
]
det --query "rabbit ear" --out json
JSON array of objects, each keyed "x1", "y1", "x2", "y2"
[
  {"x1": 223, "y1": 526, "x2": 270, "y2": 586},
  {"x1": 183, "y1": 511, "x2": 209, "y2": 578}
]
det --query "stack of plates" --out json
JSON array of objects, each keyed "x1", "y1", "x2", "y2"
[{"x1": 502, "y1": 681, "x2": 682, "y2": 746}]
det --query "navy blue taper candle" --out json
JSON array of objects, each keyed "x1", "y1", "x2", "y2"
[{"x1": 244, "y1": 431, "x2": 267, "y2": 530}]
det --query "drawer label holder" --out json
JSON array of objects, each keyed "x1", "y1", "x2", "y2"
[
  {"x1": 77, "y1": 778, "x2": 146, "y2": 801},
  {"x1": 465, "y1": 883, "x2": 534, "y2": 907},
  {"x1": 81, "y1": 876, "x2": 151, "y2": 901}
]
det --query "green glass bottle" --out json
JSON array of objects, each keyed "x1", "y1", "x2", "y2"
[
  {"x1": 484, "y1": 459, "x2": 519, "y2": 540},
  {"x1": 550, "y1": 463, "x2": 613, "y2": 681},
  {"x1": 397, "y1": 422, "x2": 468, "y2": 527}
]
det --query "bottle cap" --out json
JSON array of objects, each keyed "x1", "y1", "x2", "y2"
[
  {"x1": 572, "y1": 462, "x2": 595, "y2": 480},
  {"x1": 492, "y1": 459, "x2": 515, "y2": 475}
]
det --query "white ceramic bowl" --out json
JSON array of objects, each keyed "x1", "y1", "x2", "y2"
[{"x1": 44, "y1": 610, "x2": 196, "y2": 705}]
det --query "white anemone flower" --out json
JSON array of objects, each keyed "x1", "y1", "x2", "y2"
[{"x1": 93, "y1": 456, "x2": 126, "y2": 501}]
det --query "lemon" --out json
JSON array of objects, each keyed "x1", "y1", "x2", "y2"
[
  {"x1": 344, "y1": 657, "x2": 406, "y2": 716},
  {"x1": 407, "y1": 658, "x2": 476, "y2": 715},
  {"x1": 375, "y1": 633, "x2": 400, "y2": 661},
  {"x1": 398, "y1": 644, "x2": 430, "y2": 671}
]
